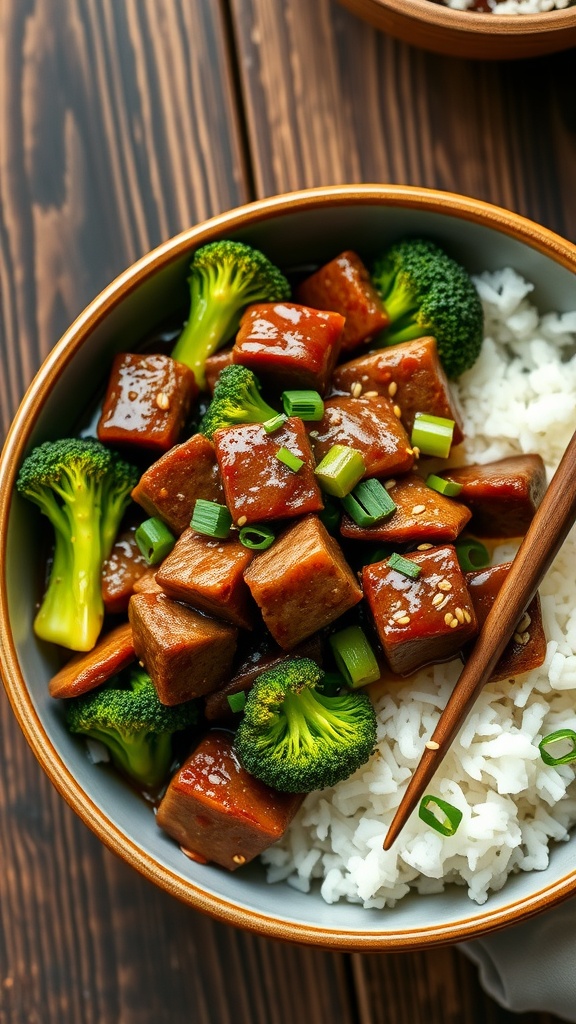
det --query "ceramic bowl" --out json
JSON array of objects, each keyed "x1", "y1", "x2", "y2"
[
  {"x1": 337, "y1": 0, "x2": 576, "y2": 60},
  {"x1": 2, "y1": 185, "x2": 576, "y2": 951}
]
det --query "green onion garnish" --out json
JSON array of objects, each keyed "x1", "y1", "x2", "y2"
[
  {"x1": 282, "y1": 390, "x2": 324, "y2": 421},
  {"x1": 275, "y1": 447, "x2": 304, "y2": 472},
  {"x1": 239, "y1": 524, "x2": 275, "y2": 551},
  {"x1": 341, "y1": 478, "x2": 396, "y2": 527},
  {"x1": 263, "y1": 413, "x2": 288, "y2": 434},
  {"x1": 319, "y1": 671, "x2": 346, "y2": 697},
  {"x1": 455, "y1": 537, "x2": 490, "y2": 572},
  {"x1": 419, "y1": 795, "x2": 463, "y2": 837},
  {"x1": 134, "y1": 517, "x2": 176, "y2": 565},
  {"x1": 425, "y1": 473, "x2": 463, "y2": 497},
  {"x1": 227, "y1": 691, "x2": 247, "y2": 713},
  {"x1": 411, "y1": 413, "x2": 455, "y2": 459},
  {"x1": 539, "y1": 729, "x2": 576, "y2": 766},
  {"x1": 190, "y1": 499, "x2": 232, "y2": 539},
  {"x1": 314, "y1": 444, "x2": 366, "y2": 498},
  {"x1": 329, "y1": 625, "x2": 380, "y2": 689},
  {"x1": 318, "y1": 496, "x2": 341, "y2": 534},
  {"x1": 388, "y1": 552, "x2": 421, "y2": 579}
]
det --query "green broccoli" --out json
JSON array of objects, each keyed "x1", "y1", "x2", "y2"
[
  {"x1": 16, "y1": 438, "x2": 138, "y2": 652},
  {"x1": 65, "y1": 667, "x2": 198, "y2": 788},
  {"x1": 234, "y1": 658, "x2": 377, "y2": 793},
  {"x1": 199, "y1": 364, "x2": 278, "y2": 439},
  {"x1": 171, "y1": 240, "x2": 291, "y2": 390},
  {"x1": 371, "y1": 238, "x2": 484, "y2": 379}
]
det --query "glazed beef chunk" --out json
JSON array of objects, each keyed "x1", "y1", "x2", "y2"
[
  {"x1": 340, "y1": 472, "x2": 472, "y2": 545},
  {"x1": 438, "y1": 454, "x2": 546, "y2": 537},
  {"x1": 295, "y1": 251, "x2": 389, "y2": 352},
  {"x1": 131, "y1": 433, "x2": 224, "y2": 535},
  {"x1": 309, "y1": 395, "x2": 414, "y2": 479}
]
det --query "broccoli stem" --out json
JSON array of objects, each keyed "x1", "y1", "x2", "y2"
[
  {"x1": 84, "y1": 726, "x2": 172, "y2": 788},
  {"x1": 171, "y1": 271, "x2": 243, "y2": 390},
  {"x1": 378, "y1": 277, "x2": 419, "y2": 325}
]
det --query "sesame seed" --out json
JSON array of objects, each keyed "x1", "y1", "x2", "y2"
[
  {"x1": 351, "y1": 382, "x2": 363, "y2": 398},
  {"x1": 384, "y1": 479, "x2": 396, "y2": 490},
  {"x1": 437, "y1": 579, "x2": 452, "y2": 591},
  {"x1": 397, "y1": 615, "x2": 411, "y2": 625},
  {"x1": 449, "y1": 618, "x2": 459, "y2": 628},
  {"x1": 156, "y1": 392, "x2": 170, "y2": 410},
  {"x1": 309, "y1": 430, "x2": 319, "y2": 438},
  {"x1": 411, "y1": 504, "x2": 426, "y2": 515},
  {"x1": 406, "y1": 448, "x2": 414, "y2": 456},
  {"x1": 463, "y1": 609, "x2": 472, "y2": 624},
  {"x1": 417, "y1": 543, "x2": 433, "y2": 550},
  {"x1": 444, "y1": 612, "x2": 454, "y2": 626},
  {"x1": 392, "y1": 609, "x2": 408, "y2": 620},
  {"x1": 232, "y1": 854, "x2": 246, "y2": 865},
  {"x1": 393, "y1": 404, "x2": 402, "y2": 418},
  {"x1": 425, "y1": 740, "x2": 440, "y2": 750},
  {"x1": 237, "y1": 515, "x2": 248, "y2": 527},
  {"x1": 412, "y1": 446, "x2": 421, "y2": 459},
  {"x1": 432, "y1": 593, "x2": 445, "y2": 607},
  {"x1": 364, "y1": 390, "x2": 379, "y2": 398},
  {"x1": 454, "y1": 607, "x2": 465, "y2": 624},
  {"x1": 388, "y1": 381, "x2": 398, "y2": 397}
]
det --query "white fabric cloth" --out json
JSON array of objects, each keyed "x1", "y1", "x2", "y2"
[{"x1": 460, "y1": 897, "x2": 576, "y2": 1021}]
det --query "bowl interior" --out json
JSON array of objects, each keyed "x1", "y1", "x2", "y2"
[{"x1": 3, "y1": 190, "x2": 576, "y2": 948}]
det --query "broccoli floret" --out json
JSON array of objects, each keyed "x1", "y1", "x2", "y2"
[
  {"x1": 171, "y1": 240, "x2": 291, "y2": 390},
  {"x1": 372, "y1": 238, "x2": 484, "y2": 379},
  {"x1": 234, "y1": 658, "x2": 377, "y2": 793},
  {"x1": 16, "y1": 438, "x2": 138, "y2": 652},
  {"x1": 199, "y1": 364, "x2": 278, "y2": 439},
  {"x1": 66, "y1": 667, "x2": 198, "y2": 788}
]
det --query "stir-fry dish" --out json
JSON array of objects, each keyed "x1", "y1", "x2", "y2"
[{"x1": 19, "y1": 238, "x2": 576, "y2": 905}]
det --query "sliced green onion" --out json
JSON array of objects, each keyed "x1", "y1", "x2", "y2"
[
  {"x1": 388, "y1": 552, "x2": 421, "y2": 579},
  {"x1": 419, "y1": 795, "x2": 463, "y2": 837},
  {"x1": 191, "y1": 499, "x2": 232, "y2": 539},
  {"x1": 315, "y1": 444, "x2": 366, "y2": 498},
  {"x1": 135, "y1": 517, "x2": 176, "y2": 565},
  {"x1": 341, "y1": 478, "x2": 396, "y2": 527},
  {"x1": 276, "y1": 447, "x2": 304, "y2": 472},
  {"x1": 455, "y1": 537, "x2": 490, "y2": 572},
  {"x1": 239, "y1": 524, "x2": 275, "y2": 551},
  {"x1": 329, "y1": 625, "x2": 380, "y2": 689},
  {"x1": 411, "y1": 413, "x2": 455, "y2": 459},
  {"x1": 319, "y1": 671, "x2": 346, "y2": 697},
  {"x1": 263, "y1": 413, "x2": 287, "y2": 434},
  {"x1": 318, "y1": 496, "x2": 341, "y2": 534},
  {"x1": 227, "y1": 690, "x2": 247, "y2": 713},
  {"x1": 539, "y1": 729, "x2": 576, "y2": 766},
  {"x1": 282, "y1": 390, "x2": 324, "y2": 420},
  {"x1": 425, "y1": 473, "x2": 463, "y2": 497}
]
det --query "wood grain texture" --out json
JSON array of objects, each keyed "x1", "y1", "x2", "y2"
[
  {"x1": 0, "y1": 0, "x2": 574, "y2": 1022},
  {"x1": 229, "y1": 0, "x2": 576, "y2": 244}
]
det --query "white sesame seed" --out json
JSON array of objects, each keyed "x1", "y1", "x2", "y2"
[
  {"x1": 393, "y1": 404, "x2": 402, "y2": 418},
  {"x1": 437, "y1": 579, "x2": 452, "y2": 591},
  {"x1": 392, "y1": 609, "x2": 407, "y2": 621},
  {"x1": 432, "y1": 593, "x2": 445, "y2": 607},
  {"x1": 232, "y1": 854, "x2": 246, "y2": 865},
  {"x1": 237, "y1": 515, "x2": 248, "y2": 527},
  {"x1": 397, "y1": 615, "x2": 411, "y2": 626},
  {"x1": 411, "y1": 504, "x2": 426, "y2": 515},
  {"x1": 425, "y1": 740, "x2": 440, "y2": 750},
  {"x1": 449, "y1": 618, "x2": 459, "y2": 628},
  {"x1": 454, "y1": 607, "x2": 465, "y2": 624},
  {"x1": 351, "y1": 382, "x2": 363, "y2": 398},
  {"x1": 412, "y1": 446, "x2": 421, "y2": 459},
  {"x1": 156, "y1": 391, "x2": 170, "y2": 410},
  {"x1": 364, "y1": 390, "x2": 379, "y2": 398},
  {"x1": 417, "y1": 543, "x2": 433, "y2": 550},
  {"x1": 464, "y1": 609, "x2": 472, "y2": 624},
  {"x1": 388, "y1": 381, "x2": 398, "y2": 397},
  {"x1": 384, "y1": 479, "x2": 396, "y2": 490},
  {"x1": 444, "y1": 612, "x2": 454, "y2": 626}
]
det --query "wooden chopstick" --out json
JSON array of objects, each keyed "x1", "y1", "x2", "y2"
[{"x1": 383, "y1": 429, "x2": 576, "y2": 851}]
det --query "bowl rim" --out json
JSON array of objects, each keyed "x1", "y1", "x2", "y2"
[
  {"x1": 354, "y1": 0, "x2": 576, "y2": 34},
  {"x1": 2, "y1": 183, "x2": 576, "y2": 950}
]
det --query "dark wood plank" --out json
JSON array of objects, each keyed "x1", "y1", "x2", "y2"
[{"x1": 229, "y1": 0, "x2": 576, "y2": 244}]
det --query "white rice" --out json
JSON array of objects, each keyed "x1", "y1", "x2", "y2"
[
  {"x1": 443, "y1": 0, "x2": 572, "y2": 14},
  {"x1": 262, "y1": 267, "x2": 576, "y2": 906}
]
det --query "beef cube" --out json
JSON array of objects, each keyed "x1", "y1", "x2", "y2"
[
  {"x1": 340, "y1": 473, "x2": 471, "y2": 544},
  {"x1": 363, "y1": 545, "x2": 477, "y2": 675},
  {"x1": 101, "y1": 523, "x2": 149, "y2": 615},
  {"x1": 233, "y1": 302, "x2": 344, "y2": 394},
  {"x1": 132, "y1": 569, "x2": 164, "y2": 595},
  {"x1": 331, "y1": 337, "x2": 464, "y2": 443},
  {"x1": 49, "y1": 623, "x2": 135, "y2": 699},
  {"x1": 295, "y1": 251, "x2": 389, "y2": 353},
  {"x1": 213, "y1": 417, "x2": 323, "y2": 525},
  {"x1": 128, "y1": 593, "x2": 237, "y2": 704},
  {"x1": 309, "y1": 396, "x2": 414, "y2": 479},
  {"x1": 438, "y1": 455, "x2": 546, "y2": 537},
  {"x1": 204, "y1": 635, "x2": 323, "y2": 722},
  {"x1": 156, "y1": 730, "x2": 304, "y2": 870},
  {"x1": 244, "y1": 515, "x2": 362, "y2": 649},
  {"x1": 97, "y1": 352, "x2": 198, "y2": 452},
  {"x1": 465, "y1": 562, "x2": 546, "y2": 682},
  {"x1": 155, "y1": 528, "x2": 255, "y2": 630},
  {"x1": 131, "y1": 433, "x2": 224, "y2": 535},
  {"x1": 204, "y1": 347, "x2": 234, "y2": 393}
]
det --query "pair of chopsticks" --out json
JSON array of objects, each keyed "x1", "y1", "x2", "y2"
[{"x1": 383, "y1": 429, "x2": 576, "y2": 851}]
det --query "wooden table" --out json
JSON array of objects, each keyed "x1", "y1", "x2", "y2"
[{"x1": 0, "y1": 3, "x2": 574, "y2": 1021}]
